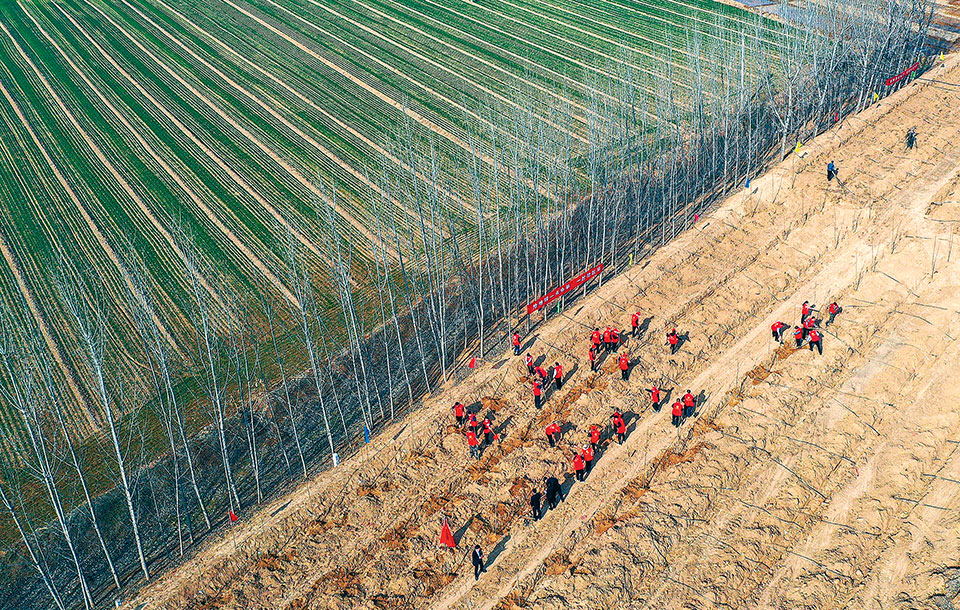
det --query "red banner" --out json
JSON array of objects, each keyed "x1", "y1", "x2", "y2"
[
  {"x1": 885, "y1": 61, "x2": 919, "y2": 87},
  {"x1": 526, "y1": 263, "x2": 603, "y2": 315}
]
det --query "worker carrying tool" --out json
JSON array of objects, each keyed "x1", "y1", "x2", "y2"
[
  {"x1": 618, "y1": 353, "x2": 630, "y2": 380},
  {"x1": 808, "y1": 329, "x2": 823, "y2": 355},
  {"x1": 453, "y1": 401, "x2": 465, "y2": 426},
  {"x1": 545, "y1": 422, "x2": 562, "y2": 447},
  {"x1": 534, "y1": 364, "x2": 548, "y2": 383},
  {"x1": 682, "y1": 390, "x2": 696, "y2": 419},
  {"x1": 512, "y1": 332, "x2": 521, "y2": 355},
  {"x1": 771, "y1": 321, "x2": 788, "y2": 343},
  {"x1": 671, "y1": 399, "x2": 683, "y2": 427},
  {"x1": 482, "y1": 418, "x2": 495, "y2": 447},
  {"x1": 553, "y1": 362, "x2": 564, "y2": 390},
  {"x1": 667, "y1": 328, "x2": 679, "y2": 354},
  {"x1": 802, "y1": 315, "x2": 817, "y2": 339},
  {"x1": 826, "y1": 301, "x2": 842, "y2": 327},
  {"x1": 573, "y1": 452, "x2": 586, "y2": 482},
  {"x1": 466, "y1": 429, "x2": 480, "y2": 459}
]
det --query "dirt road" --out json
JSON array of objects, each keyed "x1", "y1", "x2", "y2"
[{"x1": 125, "y1": 54, "x2": 960, "y2": 610}]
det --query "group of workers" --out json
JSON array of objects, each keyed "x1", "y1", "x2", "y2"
[
  {"x1": 458, "y1": 294, "x2": 844, "y2": 581},
  {"x1": 458, "y1": 404, "x2": 499, "y2": 459},
  {"x1": 770, "y1": 300, "x2": 842, "y2": 356},
  {"x1": 529, "y1": 408, "x2": 623, "y2": 519},
  {"x1": 588, "y1": 315, "x2": 653, "y2": 380},
  {"x1": 460, "y1": 127, "x2": 877, "y2": 580},
  {"x1": 470, "y1": 296, "x2": 843, "y2": 464}
]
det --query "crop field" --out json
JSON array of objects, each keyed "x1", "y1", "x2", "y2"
[
  {"x1": 0, "y1": 0, "x2": 785, "y2": 448},
  {"x1": 0, "y1": 0, "x2": 937, "y2": 604}
]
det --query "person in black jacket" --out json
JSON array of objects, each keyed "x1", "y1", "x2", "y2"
[
  {"x1": 530, "y1": 489, "x2": 542, "y2": 520},
  {"x1": 544, "y1": 475, "x2": 563, "y2": 509},
  {"x1": 472, "y1": 545, "x2": 487, "y2": 580}
]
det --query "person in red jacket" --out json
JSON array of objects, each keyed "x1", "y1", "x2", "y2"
[
  {"x1": 609, "y1": 408, "x2": 622, "y2": 430},
  {"x1": 808, "y1": 329, "x2": 823, "y2": 355},
  {"x1": 553, "y1": 362, "x2": 564, "y2": 390},
  {"x1": 650, "y1": 385, "x2": 661, "y2": 412},
  {"x1": 581, "y1": 445, "x2": 595, "y2": 474},
  {"x1": 802, "y1": 315, "x2": 817, "y2": 339},
  {"x1": 826, "y1": 301, "x2": 842, "y2": 327},
  {"x1": 573, "y1": 452, "x2": 586, "y2": 482},
  {"x1": 589, "y1": 424, "x2": 601, "y2": 453},
  {"x1": 482, "y1": 418, "x2": 495, "y2": 447},
  {"x1": 610, "y1": 407, "x2": 623, "y2": 426},
  {"x1": 591, "y1": 328, "x2": 602, "y2": 351},
  {"x1": 545, "y1": 422, "x2": 561, "y2": 447},
  {"x1": 525, "y1": 353, "x2": 535, "y2": 375},
  {"x1": 614, "y1": 414, "x2": 627, "y2": 444},
  {"x1": 771, "y1": 321, "x2": 788, "y2": 343},
  {"x1": 667, "y1": 328, "x2": 679, "y2": 354},
  {"x1": 671, "y1": 400, "x2": 683, "y2": 427},
  {"x1": 631, "y1": 311, "x2": 641, "y2": 337},
  {"x1": 603, "y1": 327, "x2": 612, "y2": 352},
  {"x1": 534, "y1": 365, "x2": 548, "y2": 384},
  {"x1": 512, "y1": 331, "x2": 521, "y2": 355},
  {"x1": 533, "y1": 380, "x2": 543, "y2": 410},
  {"x1": 453, "y1": 401, "x2": 465, "y2": 426},
  {"x1": 610, "y1": 327, "x2": 620, "y2": 350},
  {"x1": 468, "y1": 412, "x2": 478, "y2": 434},
  {"x1": 588, "y1": 347, "x2": 597, "y2": 372},
  {"x1": 618, "y1": 353, "x2": 630, "y2": 380},
  {"x1": 682, "y1": 390, "x2": 696, "y2": 419},
  {"x1": 793, "y1": 325, "x2": 804, "y2": 348},
  {"x1": 466, "y1": 429, "x2": 480, "y2": 459},
  {"x1": 801, "y1": 301, "x2": 815, "y2": 323}
]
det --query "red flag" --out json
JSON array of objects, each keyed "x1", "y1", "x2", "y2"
[
  {"x1": 468, "y1": 357, "x2": 477, "y2": 369},
  {"x1": 229, "y1": 510, "x2": 239, "y2": 523},
  {"x1": 439, "y1": 517, "x2": 456, "y2": 548}
]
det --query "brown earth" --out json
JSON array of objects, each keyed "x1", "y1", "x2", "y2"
[{"x1": 124, "y1": 53, "x2": 960, "y2": 610}]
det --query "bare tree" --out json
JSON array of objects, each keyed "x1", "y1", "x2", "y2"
[{"x1": 57, "y1": 265, "x2": 150, "y2": 580}]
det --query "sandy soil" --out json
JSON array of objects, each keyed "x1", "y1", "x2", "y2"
[{"x1": 124, "y1": 54, "x2": 960, "y2": 610}]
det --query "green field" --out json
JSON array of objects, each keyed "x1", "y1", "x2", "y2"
[{"x1": 0, "y1": 0, "x2": 783, "y2": 448}]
